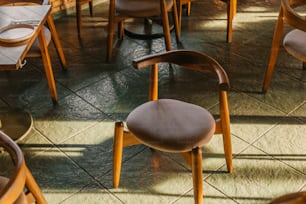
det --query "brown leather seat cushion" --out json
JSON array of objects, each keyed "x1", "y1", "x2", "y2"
[
  {"x1": 283, "y1": 29, "x2": 306, "y2": 61},
  {"x1": 116, "y1": 0, "x2": 173, "y2": 17},
  {"x1": 127, "y1": 99, "x2": 215, "y2": 152},
  {"x1": 0, "y1": 176, "x2": 27, "y2": 204}
]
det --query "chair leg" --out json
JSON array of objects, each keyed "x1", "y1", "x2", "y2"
[
  {"x1": 220, "y1": 91, "x2": 232, "y2": 173},
  {"x1": 214, "y1": 118, "x2": 232, "y2": 173},
  {"x1": 223, "y1": 130, "x2": 232, "y2": 173},
  {"x1": 108, "y1": 17, "x2": 117, "y2": 62},
  {"x1": 226, "y1": 0, "x2": 235, "y2": 43},
  {"x1": 118, "y1": 21, "x2": 124, "y2": 40},
  {"x1": 25, "y1": 166, "x2": 47, "y2": 204},
  {"x1": 107, "y1": 22, "x2": 114, "y2": 62},
  {"x1": 181, "y1": 152, "x2": 192, "y2": 168},
  {"x1": 47, "y1": 15, "x2": 67, "y2": 70},
  {"x1": 107, "y1": 0, "x2": 116, "y2": 62},
  {"x1": 178, "y1": 0, "x2": 183, "y2": 32},
  {"x1": 161, "y1": 0, "x2": 172, "y2": 51},
  {"x1": 303, "y1": 62, "x2": 306, "y2": 70},
  {"x1": 172, "y1": 0, "x2": 181, "y2": 43},
  {"x1": 89, "y1": 1, "x2": 93, "y2": 17},
  {"x1": 178, "y1": 0, "x2": 190, "y2": 34},
  {"x1": 113, "y1": 121, "x2": 124, "y2": 188},
  {"x1": 76, "y1": 2, "x2": 82, "y2": 34},
  {"x1": 186, "y1": 0, "x2": 191, "y2": 16},
  {"x1": 38, "y1": 29, "x2": 58, "y2": 103},
  {"x1": 262, "y1": 7, "x2": 284, "y2": 92},
  {"x1": 191, "y1": 147, "x2": 203, "y2": 204}
]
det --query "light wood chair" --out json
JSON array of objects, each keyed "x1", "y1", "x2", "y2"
[
  {"x1": 0, "y1": 130, "x2": 47, "y2": 204},
  {"x1": 113, "y1": 50, "x2": 233, "y2": 204},
  {"x1": 0, "y1": 0, "x2": 67, "y2": 70},
  {"x1": 107, "y1": 0, "x2": 181, "y2": 61},
  {"x1": 262, "y1": 0, "x2": 306, "y2": 92},
  {"x1": 76, "y1": 0, "x2": 93, "y2": 35}
]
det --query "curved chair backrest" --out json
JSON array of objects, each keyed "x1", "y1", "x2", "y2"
[
  {"x1": 282, "y1": 0, "x2": 306, "y2": 32},
  {"x1": 133, "y1": 50, "x2": 230, "y2": 93},
  {"x1": 0, "y1": 131, "x2": 47, "y2": 204},
  {"x1": 0, "y1": 131, "x2": 27, "y2": 203}
]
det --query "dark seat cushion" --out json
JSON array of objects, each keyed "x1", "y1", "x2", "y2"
[
  {"x1": 116, "y1": 0, "x2": 173, "y2": 17},
  {"x1": 283, "y1": 29, "x2": 306, "y2": 61},
  {"x1": 0, "y1": 176, "x2": 27, "y2": 204},
  {"x1": 127, "y1": 99, "x2": 215, "y2": 152}
]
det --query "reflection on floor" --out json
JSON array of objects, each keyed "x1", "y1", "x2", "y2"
[{"x1": 0, "y1": 0, "x2": 305, "y2": 203}]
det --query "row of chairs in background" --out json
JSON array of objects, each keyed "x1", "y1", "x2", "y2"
[
  {"x1": 76, "y1": 0, "x2": 191, "y2": 35},
  {"x1": 5, "y1": 0, "x2": 305, "y2": 94},
  {"x1": 105, "y1": 0, "x2": 236, "y2": 61},
  {"x1": 75, "y1": 0, "x2": 306, "y2": 91}
]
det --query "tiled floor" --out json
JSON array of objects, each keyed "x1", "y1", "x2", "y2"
[{"x1": 0, "y1": 0, "x2": 305, "y2": 203}]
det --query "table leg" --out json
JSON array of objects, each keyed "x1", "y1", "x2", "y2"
[
  {"x1": 47, "y1": 15, "x2": 67, "y2": 70},
  {"x1": 37, "y1": 29, "x2": 58, "y2": 103},
  {"x1": 124, "y1": 17, "x2": 174, "y2": 40}
]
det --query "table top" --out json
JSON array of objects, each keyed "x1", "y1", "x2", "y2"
[{"x1": 0, "y1": 5, "x2": 51, "y2": 70}]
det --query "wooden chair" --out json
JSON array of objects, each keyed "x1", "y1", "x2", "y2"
[
  {"x1": 113, "y1": 50, "x2": 233, "y2": 204},
  {"x1": 107, "y1": 0, "x2": 181, "y2": 61},
  {"x1": 0, "y1": 130, "x2": 47, "y2": 204},
  {"x1": 76, "y1": 0, "x2": 93, "y2": 35},
  {"x1": 0, "y1": 0, "x2": 67, "y2": 69},
  {"x1": 262, "y1": 0, "x2": 306, "y2": 92}
]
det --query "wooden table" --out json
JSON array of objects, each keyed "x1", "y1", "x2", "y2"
[
  {"x1": 0, "y1": 5, "x2": 57, "y2": 102},
  {"x1": 0, "y1": 5, "x2": 57, "y2": 141}
]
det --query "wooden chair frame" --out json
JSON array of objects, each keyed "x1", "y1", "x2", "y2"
[
  {"x1": 0, "y1": 131, "x2": 47, "y2": 204},
  {"x1": 76, "y1": 0, "x2": 93, "y2": 34},
  {"x1": 113, "y1": 50, "x2": 232, "y2": 204},
  {"x1": 178, "y1": 0, "x2": 191, "y2": 29},
  {"x1": 262, "y1": 0, "x2": 306, "y2": 92},
  {"x1": 106, "y1": 0, "x2": 181, "y2": 62}
]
